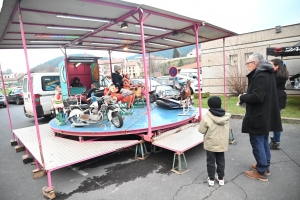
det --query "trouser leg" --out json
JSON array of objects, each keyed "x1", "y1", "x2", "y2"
[
  {"x1": 249, "y1": 134, "x2": 268, "y2": 174},
  {"x1": 273, "y1": 131, "x2": 281, "y2": 142},
  {"x1": 216, "y1": 152, "x2": 225, "y2": 179},
  {"x1": 273, "y1": 110, "x2": 282, "y2": 143},
  {"x1": 206, "y1": 150, "x2": 216, "y2": 180},
  {"x1": 264, "y1": 134, "x2": 271, "y2": 166}
]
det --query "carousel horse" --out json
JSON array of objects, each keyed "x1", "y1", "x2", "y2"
[
  {"x1": 105, "y1": 84, "x2": 135, "y2": 109},
  {"x1": 180, "y1": 80, "x2": 193, "y2": 107},
  {"x1": 130, "y1": 84, "x2": 146, "y2": 107},
  {"x1": 123, "y1": 74, "x2": 131, "y2": 90}
]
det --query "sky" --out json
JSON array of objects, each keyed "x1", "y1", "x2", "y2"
[{"x1": 0, "y1": 0, "x2": 299, "y2": 73}]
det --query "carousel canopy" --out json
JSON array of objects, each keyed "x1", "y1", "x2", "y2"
[{"x1": 0, "y1": 0, "x2": 236, "y2": 54}]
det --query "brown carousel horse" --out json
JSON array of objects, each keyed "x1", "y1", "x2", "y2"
[
  {"x1": 130, "y1": 82, "x2": 146, "y2": 102},
  {"x1": 105, "y1": 84, "x2": 135, "y2": 109},
  {"x1": 180, "y1": 80, "x2": 193, "y2": 106},
  {"x1": 123, "y1": 75, "x2": 145, "y2": 102}
]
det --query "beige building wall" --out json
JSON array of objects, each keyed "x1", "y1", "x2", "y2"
[{"x1": 201, "y1": 23, "x2": 300, "y2": 95}]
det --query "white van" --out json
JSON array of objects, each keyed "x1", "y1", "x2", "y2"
[
  {"x1": 23, "y1": 73, "x2": 60, "y2": 118},
  {"x1": 179, "y1": 68, "x2": 202, "y2": 80},
  {"x1": 176, "y1": 74, "x2": 202, "y2": 93}
]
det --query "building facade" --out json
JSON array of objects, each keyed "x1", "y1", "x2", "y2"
[{"x1": 201, "y1": 23, "x2": 300, "y2": 95}]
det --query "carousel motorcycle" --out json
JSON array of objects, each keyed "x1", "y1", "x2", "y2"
[{"x1": 67, "y1": 94, "x2": 123, "y2": 128}]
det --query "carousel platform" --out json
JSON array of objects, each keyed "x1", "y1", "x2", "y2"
[
  {"x1": 13, "y1": 124, "x2": 139, "y2": 171},
  {"x1": 12, "y1": 108, "x2": 207, "y2": 176},
  {"x1": 49, "y1": 103, "x2": 199, "y2": 137}
]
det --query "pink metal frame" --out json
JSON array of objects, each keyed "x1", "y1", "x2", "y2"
[
  {"x1": 137, "y1": 9, "x2": 153, "y2": 141},
  {"x1": 2, "y1": 0, "x2": 231, "y2": 191},
  {"x1": 223, "y1": 38, "x2": 227, "y2": 109},
  {"x1": 193, "y1": 23, "x2": 202, "y2": 121},
  {"x1": 17, "y1": 3, "x2": 46, "y2": 170}
]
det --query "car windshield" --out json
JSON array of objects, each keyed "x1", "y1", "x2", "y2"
[
  {"x1": 150, "y1": 80, "x2": 160, "y2": 86},
  {"x1": 133, "y1": 79, "x2": 160, "y2": 87},
  {"x1": 0, "y1": 92, "x2": 3, "y2": 97},
  {"x1": 156, "y1": 85, "x2": 173, "y2": 91},
  {"x1": 14, "y1": 89, "x2": 22, "y2": 93}
]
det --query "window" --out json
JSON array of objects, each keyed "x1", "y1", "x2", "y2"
[
  {"x1": 42, "y1": 76, "x2": 60, "y2": 91},
  {"x1": 23, "y1": 78, "x2": 28, "y2": 93},
  {"x1": 245, "y1": 52, "x2": 253, "y2": 61},
  {"x1": 229, "y1": 55, "x2": 238, "y2": 65}
]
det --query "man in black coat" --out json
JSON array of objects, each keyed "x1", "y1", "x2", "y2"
[
  {"x1": 112, "y1": 65, "x2": 123, "y2": 93},
  {"x1": 239, "y1": 53, "x2": 282, "y2": 182}
]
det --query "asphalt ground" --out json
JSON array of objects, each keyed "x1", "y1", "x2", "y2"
[{"x1": 0, "y1": 104, "x2": 299, "y2": 200}]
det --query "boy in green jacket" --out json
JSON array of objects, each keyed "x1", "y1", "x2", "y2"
[{"x1": 198, "y1": 96, "x2": 231, "y2": 186}]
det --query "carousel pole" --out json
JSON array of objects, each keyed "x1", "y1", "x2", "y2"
[
  {"x1": 148, "y1": 52, "x2": 151, "y2": 89},
  {"x1": 223, "y1": 38, "x2": 226, "y2": 110},
  {"x1": 139, "y1": 8, "x2": 152, "y2": 141},
  {"x1": 193, "y1": 23, "x2": 202, "y2": 121},
  {"x1": 0, "y1": 64, "x2": 17, "y2": 146},
  {"x1": 108, "y1": 50, "x2": 113, "y2": 78},
  {"x1": 63, "y1": 47, "x2": 70, "y2": 96},
  {"x1": 17, "y1": 2, "x2": 46, "y2": 174}
]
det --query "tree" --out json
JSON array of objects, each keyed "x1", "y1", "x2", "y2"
[
  {"x1": 178, "y1": 59, "x2": 184, "y2": 67},
  {"x1": 173, "y1": 48, "x2": 180, "y2": 58}
]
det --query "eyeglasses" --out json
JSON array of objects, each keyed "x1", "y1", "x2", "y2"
[{"x1": 245, "y1": 61, "x2": 254, "y2": 66}]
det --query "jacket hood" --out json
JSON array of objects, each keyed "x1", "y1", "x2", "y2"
[
  {"x1": 207, "y1": 111, "x2": 231, "y2": 125},
  {"x1": 209, "y1": 108, "x2": 225, "y2": 116},
  {"x1": 256, "y1": 61, "x2": 274, "y2": 74}
]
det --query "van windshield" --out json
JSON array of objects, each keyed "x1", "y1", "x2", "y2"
[{"x1": 42, "y1": 76, "x2": 60, "y2": 91}]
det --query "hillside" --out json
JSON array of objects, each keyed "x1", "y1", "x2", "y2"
[
  {"x1": 126, "y1": 44, "x2": 200, "y2": 60},
  {"x1": 31, "y1": 44, "x2": 199, "y2": 72}
]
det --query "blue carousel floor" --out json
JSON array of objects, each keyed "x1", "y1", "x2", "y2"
[{"x1": 49, "y1": 103, "x2": 198, "y2": 137}]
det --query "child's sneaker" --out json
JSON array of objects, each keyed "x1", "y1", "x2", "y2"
[
  {"x1": 207, "y1": 177, "x2": 215, "y2": 186},
  {"x1": 216, "y1": 176, "x2": 225, "y2": 186}
]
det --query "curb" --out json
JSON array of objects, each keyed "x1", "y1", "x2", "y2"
[{"x1": 231, "y1": 114, "x2": 300, "y2": 124}]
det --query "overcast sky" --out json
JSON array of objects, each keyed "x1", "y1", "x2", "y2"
[{"x1": 0, "y1": 0, "x2": 299, "y2": 73}]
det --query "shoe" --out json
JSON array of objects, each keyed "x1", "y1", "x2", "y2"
[
  {"x1": 207, "y1": 177, "x2": 215, "y2": 186},
  {"x1": 250, "y1": 164, "x2": 271, "y2": 175},
  {"x1": 244, "y1": 170, "x2": 268, "y2": 182},
  {"x1": 216, "y1": 176, "x2": 224, "y2": 186},
  {"x1": 273, "y1": 142, "x2": 280, "y2": 150}
]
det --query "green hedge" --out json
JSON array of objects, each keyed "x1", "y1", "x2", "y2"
[{"x1": 194, "y1": 92, "x2": 210, "y2": 99}]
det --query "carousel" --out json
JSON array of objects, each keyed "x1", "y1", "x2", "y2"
[{"x1": 0, "y1": 0, "x2": 236, "y2": 198}]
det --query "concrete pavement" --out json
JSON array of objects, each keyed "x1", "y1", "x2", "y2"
[{"x1": 0, "y1": 105, "x2": 299, "y2": 200}]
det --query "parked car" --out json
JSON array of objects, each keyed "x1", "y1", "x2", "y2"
[
  {"x1": 7, "y1": 88, "x2": 24, "y2": 105},
  {"x1": 130, "y1": 79, "x2": 160, "y2": 92},
  {"x1": 155, "y1": 75, "x2": 201, "y2": 93},
  {"x1": 0, "y1": 92, "x2": 7, "y2": 107}
]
